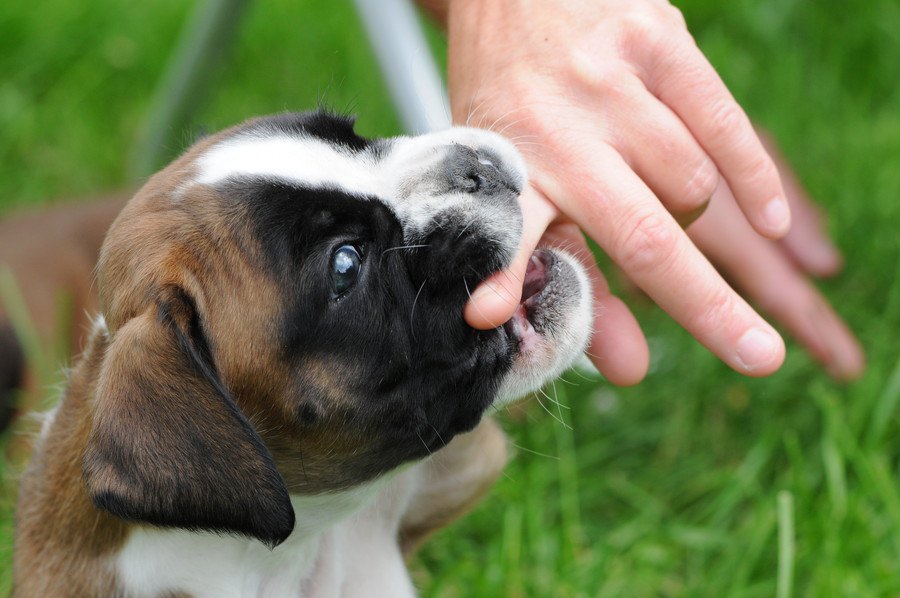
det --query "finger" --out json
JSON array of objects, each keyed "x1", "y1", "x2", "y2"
[
  {"x1": 540, "y1": 146, "x2": 785, "y2": 376},
  {"x1": 541, "y1": 225, "x2": 649, "y2": 385},
  {"x1": 778, "y1": 178, "x2": 843, "y2": 277},
  {"x1": 756, "y1": 128, "x2": 843, "y2": 277},
  {"x1": 689, "y1": 186, "x2": 864, "y2": 380},
  {"x1": 617, "y1": 85, "x2": 719, "y2": 219},
  {"x1": 641, "y1": 40, "x2": 791, "y2": 239},
  {"x1": 464, "y1": 186, "x2": 559, "y2": 329}
]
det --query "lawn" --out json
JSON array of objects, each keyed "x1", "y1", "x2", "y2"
[{"x1": 2, "y1": 0, "x2": 900, "y2": 595}]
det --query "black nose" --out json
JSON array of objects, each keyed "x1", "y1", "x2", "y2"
[{"x1": 446, "y1": 145, "x2": 518, "y2": 196}]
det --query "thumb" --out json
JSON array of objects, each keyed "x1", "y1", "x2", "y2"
[{"x1": 464, "y1": 186, "x2": 559, "y2": 329}]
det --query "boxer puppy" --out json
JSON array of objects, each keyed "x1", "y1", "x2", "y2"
[{"x1": 13, "y1": 111, "x2": 591, "y2": 597}]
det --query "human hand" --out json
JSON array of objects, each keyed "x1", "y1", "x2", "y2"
[
  {"x1": 687, "y1": 134, "x2": 865, "y2": 381},
  {"x1": 447, "y1": 0, "x2": 792, "y2": 383}
]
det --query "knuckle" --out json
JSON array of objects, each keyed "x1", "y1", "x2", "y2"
[
  {"x1": 620, "y1": 10, "x2": 664, "y2": 39},
  {"x1": 616, "y1": 210, "x2": 679, "y2": 275},
  {"x1": 663, "y1": 4, "x2": 688, "y2": 28},
  {"x1": 742, "y1": 154, "x2": 780, "y2": 188},
  {"x1": 617, "y1": 12, "x2": 659, "y2": 52},
  {"x1": 570, "y1": 49, "x2": 631, "y2": 94},
  {"x1": 617, "y1": 6, "x2": 686, "y2": 65},
  {"x1": 693, "y1": 287, "x2": 737, "y2": 334},
  {"x1": 682, "y1": 159, "x2": 719, "y2": 206},
  {"x1": 707, "y1": 101, "x2": 747, "y2": 141}
]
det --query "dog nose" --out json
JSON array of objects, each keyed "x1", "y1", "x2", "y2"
[{"x1": 446, "y1": 145, "x2": 518, "y2": 197}]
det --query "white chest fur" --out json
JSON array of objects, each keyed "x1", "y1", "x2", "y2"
[{"x1": 115, "y1": 468, "x2": 420, "y2": 598}]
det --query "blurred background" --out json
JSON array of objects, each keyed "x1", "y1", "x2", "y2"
[{"x1": 2, "y1": 0, "x2": 900, "y2": 595}]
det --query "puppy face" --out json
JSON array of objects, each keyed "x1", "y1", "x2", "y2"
[{"x1": 85, "y1": 112, "x2": 591, "y2": 546}]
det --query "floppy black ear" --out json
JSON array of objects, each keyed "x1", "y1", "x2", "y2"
[{"x1": 83, "y1": 288, "x2": 294, "y2": 547}]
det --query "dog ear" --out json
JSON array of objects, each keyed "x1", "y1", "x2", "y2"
[{"x1": 83, "y1": 287, "x2": 294, "y2": 548}]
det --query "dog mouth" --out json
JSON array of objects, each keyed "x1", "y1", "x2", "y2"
[{"x1": 503, "y1": 249, "x2": 554, "y2": 353}]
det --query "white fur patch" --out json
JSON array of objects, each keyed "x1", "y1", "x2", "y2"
[
  {"x1": 91, "y1": 312, "x2": 108, "y2": 335},
  {"x1": 36, "y1": 405, "x2": 59, "y2": 442},
  {"x1": 196, "y1": 135, "x2": 382, "y2": 198},
  {"x1": 115, "y1": 473, "x2": 417, "y2": 598}
]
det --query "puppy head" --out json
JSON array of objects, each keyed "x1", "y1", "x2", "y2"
[{"x1": 84, "y1": 111, "x2": 591, "y2": 546}]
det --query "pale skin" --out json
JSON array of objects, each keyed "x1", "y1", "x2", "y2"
[{"x1": 419, "y1": 0, "x2": 864, "y2": 383}]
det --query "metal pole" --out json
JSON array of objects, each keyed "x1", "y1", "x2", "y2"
[
  {"x1": 128, "y1": 0, "x2": 250, "y2": 181},
  {"x1": 353, "y1": 0, "x2": 451, "y2": 134}
]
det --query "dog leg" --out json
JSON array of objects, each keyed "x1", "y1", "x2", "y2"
[{"x1": 398, "y1": 417, "x2": 508, "y2": 557}]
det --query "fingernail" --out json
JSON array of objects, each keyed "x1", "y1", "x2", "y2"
[
  {"x1": 763, "y1": 196, "x2": 791, "y2": 235},
  {"x1": 735, "y1": 327, "x2": 781, "y2": 372}
]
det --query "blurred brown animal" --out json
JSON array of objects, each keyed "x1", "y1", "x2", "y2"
[{"x1": 0, "y1": 195, "x2": 125, "y2": 432}]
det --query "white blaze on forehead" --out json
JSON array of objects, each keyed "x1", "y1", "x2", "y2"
[
  {"x1": 195, "y1": 135, "x2": 384, "y2": 197},
  {"x1": 194, "y1": 127, "x2": 526, "y2": 198}
]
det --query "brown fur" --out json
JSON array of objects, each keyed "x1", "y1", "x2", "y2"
[{"x1": 13, "y1": 325, "x2": 128, "y2": 596}]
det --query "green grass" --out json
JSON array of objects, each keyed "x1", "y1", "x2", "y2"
[{"x1": 2, "y1": 0, "x2": 900, "y2": 595}]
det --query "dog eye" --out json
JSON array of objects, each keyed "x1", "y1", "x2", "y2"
[{"x1": 331, "y1": 245, "x2": 361, "y2": 296}]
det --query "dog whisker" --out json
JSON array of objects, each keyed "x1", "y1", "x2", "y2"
[
  {"x1": 482, "y1": 103, "x2": 542, "y2": 135},
  {"x1": 555, "y1": 373, "x2": 579, "y2": 386},
  {"x1": 567, "y1": 367, "x2": 597, "y2": 383},
  {"x1": 427, "y1": 422, "x2": 446, "y2": 447},
  {"x1": 582, "y1": 349, "x2": 604, "y2": 361},
  {"x1": 551, "y1": 381, "x2": 568, "y2": 429},
  {"x1": 486, "y1": 106, "x2": 525, "y2": 134},
  {"x1": 511, "y1": 140, "x2": 546, "y2": 149},
  {"x1": 414, "y1": 430, "x2": 433, "y2": 456},
  {"x1": 455, "y1": 220, "x2": 476, "y2": 240},
  {"x1": 549, "y1": 381, "x2": 571, "y2": 411},
  {"x1": 465, "y1": 81, "x2": 500, "y2": 127},
  {"x1": 379, "y1": 244, "x2": 430, "y2": 267},
  {"x1": 410, "y1": 278, "x2": 428, "y2": 327},
  {"x1": 494, "y1": 115, "x2": 533, "y2": 137},
  {"x1": 463, "y1": 75, "x2": 490, "y2": 127},
  {"x1": 506, "y1": 133, "x2": 540, "y2": 142},
  {"x1": 298, "y1": 446, "x2": 309, "y2": 484},
  {"x1": 382, "y1": 244, "x2": 430, "y2": 254},
  {"x1": 510, "y1": 442, "x2": 560, "y2": 460},
  {"x1": 536, "y1": 387, "x2": 572, "y2": 430},
  {"x1": 532, "y1": 391, "x2": 569, "y2": 429}
]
